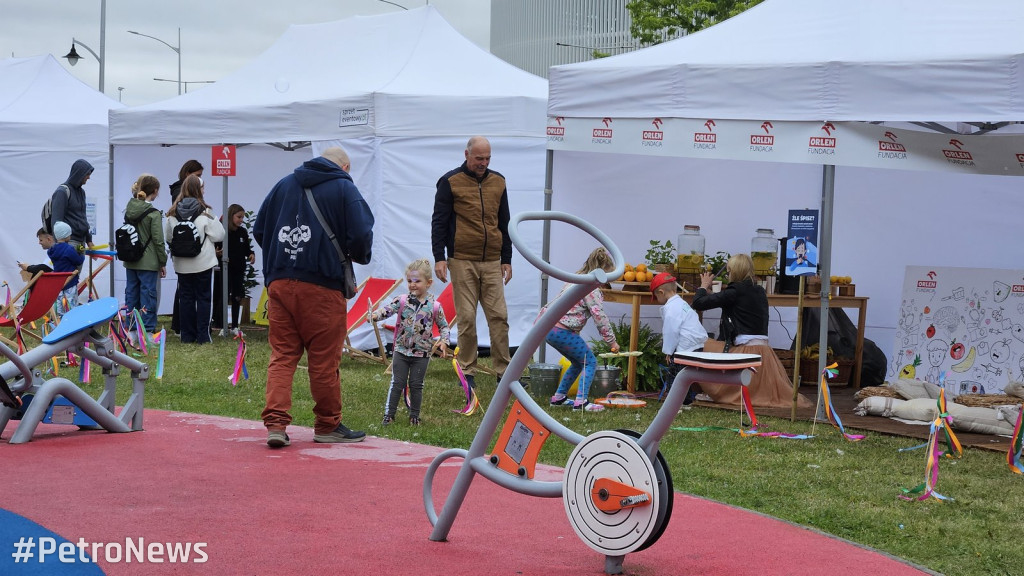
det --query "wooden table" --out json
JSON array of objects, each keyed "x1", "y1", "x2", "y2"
[{"x1": 601, "y1": 283, "x2": 869, "y2": 392}]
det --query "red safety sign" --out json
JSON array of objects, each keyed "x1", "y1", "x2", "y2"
[{"x1": 212, "y1": 145, "x2": 236, "y2": 177}]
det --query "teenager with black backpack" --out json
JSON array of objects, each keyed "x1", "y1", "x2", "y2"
[
  {"x1": 121, "y1": 174, "x2": 166, "y2": 335},
  {"x1": 165, "y1": 174, "x2": 224, "y2": 344}
]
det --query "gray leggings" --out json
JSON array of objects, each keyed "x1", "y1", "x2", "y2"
[{"x1": 384, "y1": 353, "x2": 430, "y2": 418}]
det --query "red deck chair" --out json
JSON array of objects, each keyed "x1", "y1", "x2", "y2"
[
  {"x1": 344, "y1": 277, "x2": 402, "y2": 364},
  {"x1": 0, "y1": 272, "x2": 75, "y2": 328}
]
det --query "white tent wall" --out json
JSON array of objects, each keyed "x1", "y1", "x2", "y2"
[
  {"x1": 111, "y1": 143, "x2": 306, "y2": 316},
  {"x1": 0, "y1": 150, "x2": 111, "y2": 292},
  {"x1": 547, "y1": 150, "x2": 1024, "y2": 367},
  {"x1": 112, "y1": 136, "x2": 547, "y2": 351},
  {"x1": 0, "y1": 55, "x2": 121, "y2": 296},
  {"x1": 546, "y1": 151, "x2": 821, "y2": 358},
  {"x1": 312, "y1": 136, "x2": 548, "y2": 351}
]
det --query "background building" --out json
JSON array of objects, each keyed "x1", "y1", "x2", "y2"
[{"x1": 491, "y1": 0, "x2": 677, "y2": 78}]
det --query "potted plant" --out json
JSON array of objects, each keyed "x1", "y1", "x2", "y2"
[
  {"x1": 645, "y1": 239, "x2": 675, "y2": 274},
  {"x1": 704, "y1": 251, "x2": 731, "y2": 282},
  {"x1": 590, "y1": 316, "x2": 664, "y2": 393}
]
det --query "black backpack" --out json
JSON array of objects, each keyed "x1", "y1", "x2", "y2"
[
  {"x1": 169, "y1": 213, "x2": 203, "y2": 257},
  {"x1": 115, "y1": 207, "x2": 158, "y2": 262},
  {"x1": 41, "y1": 184, "x2": 71, "y2": 235}
]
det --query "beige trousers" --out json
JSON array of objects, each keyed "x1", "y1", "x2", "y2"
[{"x1": 448, "y1": 258, "x2": 511, "y2": 377}]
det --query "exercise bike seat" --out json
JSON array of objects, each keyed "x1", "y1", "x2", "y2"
[
  {"x1": 672, "y1": 351, "x2": 762, "y2": 371},
  {"x1": 42, "y1": 298, "x2": 120, "y2": 345}
]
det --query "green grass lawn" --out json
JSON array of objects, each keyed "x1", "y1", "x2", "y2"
[{"x1": 33, "y1": 322, "x2": 1024, "y2": 575}]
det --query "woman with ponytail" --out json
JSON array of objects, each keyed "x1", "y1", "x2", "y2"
[{"x1": 123, "y1": 174, "x2": 167, "y2": 334}]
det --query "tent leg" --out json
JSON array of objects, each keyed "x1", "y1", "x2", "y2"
[
  {"x1": 539, "y1": 149, "x2": 553, "y2": 363},
  {"x1": 816, "y1": 164, "x2": 835, "y2": 421}
]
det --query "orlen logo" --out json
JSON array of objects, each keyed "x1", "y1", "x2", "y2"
[
  {"x1": 694, "y1": 119, "x2": 716, "y2": 143},
  {"x1": 808, "y1": 123, "x2": 836, "y2": 148},
  {"x1": 878, "y1": 131, "x2": 906, "y2": 152},
  {"x1": 1016, "y1": 153, "x2": 1024, "y2": 163},
  {"x1": 942, "y1": 139, "x2": 973, "y2": 160},
  {"x1": 546, "y1": 116, "x2": 564, "y2": 137},
  {"x1": 1012, "y1": 284, "x2": 1024, "y2": 294},
  {"x1": 917, "y1": 280, "x2": 937, "y2": 289},
  {"x1": 751, "y1": 121, "x2": 774, "y2": 146},
  {"x1": 643, "y1": 118, "x2": 664, "y2": 141},
  {"x1": 592, "y1": 117, "x2": 613, "y2": 139}
]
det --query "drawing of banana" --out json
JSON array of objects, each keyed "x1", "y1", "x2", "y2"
[{"x1": 951, "y1": 346, "x2": 977, "y2": 373}]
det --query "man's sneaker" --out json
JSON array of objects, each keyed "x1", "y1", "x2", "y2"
[
  {"x1": 314, "y1": 423, "x2": 366, "y2": 443},
  {"x1": 550, "y1": 394, "x2": 574, "y2": 406},
  {"x1": 409, "y1": 416, "x2": 421, "y2": 426},
  {"x1": 464, "y1": 374, "x2": 476, "y2": 389},
  {"x1": 267, "y1": 430, "x2": 290, "y2": 448},
  {"x1": 381, "y1": 415, "x2": 395, "y2": 426},
  {"x1": 573, "y1": 400, "x2": 605, "y2": 412}
]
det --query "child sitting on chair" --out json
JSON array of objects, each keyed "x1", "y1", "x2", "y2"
[
  {"x1": 371, "y1": 259, "x2": 450, "y2": 426},
  {"x1": 18, "y1": 222, "x2": 83, "y2": 319},
  {"x1": 542, "y1": 247, "x2": 620, "y2": 412},
  {"x1": 651, "y1": 272, "x2": 708, "y2": 404}
]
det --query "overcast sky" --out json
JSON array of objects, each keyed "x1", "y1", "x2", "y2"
[{"x1": 1, "y1": 0, "x2": 490, "y2": 106}]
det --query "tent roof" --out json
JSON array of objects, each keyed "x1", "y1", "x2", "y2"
[
  {"x1": 110, "y1": 6, "x2": 547, "y2": 145},
  {"x1": 0, "y1": 55, "x2": 122, "y2": 151},
  {"x1": 548, "y1": 0, "x2": 1024, "y2": 122}
]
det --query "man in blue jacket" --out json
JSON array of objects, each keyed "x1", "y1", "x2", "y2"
[{"x1": 254, "y1": 147, "x2": 374, "y2": 448}]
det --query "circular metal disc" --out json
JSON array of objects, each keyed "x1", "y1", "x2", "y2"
[{"x1": 562, "y1": 430, "x2": 659, "y2": 556}]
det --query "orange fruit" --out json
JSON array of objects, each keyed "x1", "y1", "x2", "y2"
[
  {"x1": 646, "y1": 271, "x2": 654, "y2": 282},
  {"x1": 635, "y1": 263, "x2": 647, "y2": 273},
  {"x1": 624, "y1": 263, "x2": 634, "y2": 272},
  {"x1": 623, "y1": 270, "x2": 636, "y2": 282}
]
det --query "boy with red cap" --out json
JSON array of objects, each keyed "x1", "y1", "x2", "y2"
[{"x1": 651, "y1": 272, "x2": 708, "y2": 403}]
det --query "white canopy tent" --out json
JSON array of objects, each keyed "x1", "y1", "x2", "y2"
[
  {"x1": 109, "y1": 6, "x2": 548, "y2": 349},
  {"x1": 544, "y1": 0, "x2": 1024, "y2": 381},
  {"x1": 0, "y1": 55, "x2": 122, "y2": 293}
]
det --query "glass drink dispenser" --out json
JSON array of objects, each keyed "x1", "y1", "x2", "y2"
[
  {"x1": 751, "y1": 228, "x2": 776, "y2": 276},
  {"x1": 676, "y1": 225, "x2": 705, "y2": 274}
]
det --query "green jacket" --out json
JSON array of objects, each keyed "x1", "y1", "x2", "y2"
[{"x1": 122, "y1": 198, "x2": 167, "y2": 271}]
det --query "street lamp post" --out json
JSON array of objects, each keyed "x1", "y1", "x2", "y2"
[
  {"x1": 128, "y1": 27, "x2": 181, "y2": 95},
  {"x1": 63, "y1": 38, "x2": 104, "y2": 92}
]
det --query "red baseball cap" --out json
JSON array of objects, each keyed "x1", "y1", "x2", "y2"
[{"x1": 650, "y1": 272, "x2": 677, "y2": 295}]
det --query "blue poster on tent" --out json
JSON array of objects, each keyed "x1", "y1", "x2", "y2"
[{"x1": 786, "y1": 209, "x2": 818, "y2": 276}]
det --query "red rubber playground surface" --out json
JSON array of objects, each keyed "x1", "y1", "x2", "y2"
[{"x1": 0, "y1": 410, "x2": 936, "y2": 575}]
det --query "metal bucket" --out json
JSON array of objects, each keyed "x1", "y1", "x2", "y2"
[
  {"x1": 521, "y1": 363, "x2": 562, "y2": 400},
  {"x1": 592, "y1": 365, "x2": 622, "y2": 398}
]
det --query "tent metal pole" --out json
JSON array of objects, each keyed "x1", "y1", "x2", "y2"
[
  {"x1": 108, "y1": 143, "x2": 115, "y2": 296},
  {"x1": 221, "y1": 172, "x2": 230, "y2": 336},
  {"x1": 539, "y1": 149, "x2": 553, "y2": 363},
  {"x1": 816, "y1": 164, "x2": 835, "y2": 420}
]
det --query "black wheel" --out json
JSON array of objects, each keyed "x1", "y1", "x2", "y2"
[{"x1": 616, "y1": 429, "x2": 673, "y2": 551}]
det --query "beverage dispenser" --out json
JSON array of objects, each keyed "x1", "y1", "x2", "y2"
[
  {"x1": 676, "y1": 225, "x2": 705, "y2": 274},
  {"x1": 751, "y1": 228, "x2": 776, "y2": 277}
]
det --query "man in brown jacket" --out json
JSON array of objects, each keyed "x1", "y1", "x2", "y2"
[{"x1": 431, "y1": 136, "x2": 512, "y2": 387}]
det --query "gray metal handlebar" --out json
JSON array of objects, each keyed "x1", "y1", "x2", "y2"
[
  {"x1": 508, "y1": 211, "x2": 624, "y2": 285},
  {"x1": 0, "y1": 340, "x2": 34, "y2": 382}
]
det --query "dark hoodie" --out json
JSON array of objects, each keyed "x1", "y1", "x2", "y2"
[
  {"x1": 253, "y1": 157, "x2": 374, "y2": 293},
  {"x1": 52, "y1": 159, "x2": 94, "y2": 244}
]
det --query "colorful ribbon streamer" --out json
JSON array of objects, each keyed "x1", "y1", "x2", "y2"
[
  {"x1": 900, "y1": 389, "x2": 962, "y2": 502},
  {"x1": 133, "y1": 309, "x2": 148, "y2": 356},
  {"x1": 450, "y1": 346, "x2": 480, "y2": 415},
  {"x1": 154, "y1": 329, "x2": 166, "y2": 379},
  {"x1": 229, "y1": 332, "x2": 248, "y2": 386},
  {"x1": 820, "y1": 362, "x2": 866, "y2": 442},
  {"x1": 1007, "y1": 408, "x2": 1024, "y2": 474}
]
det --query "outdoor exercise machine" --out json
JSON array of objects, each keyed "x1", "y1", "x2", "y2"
[
  {"x1": 423, "y1": 212, "x2": 761, "y2": 574},
  {"x1": 0, "y1": 297, "x2": 148, "y2": 444}
]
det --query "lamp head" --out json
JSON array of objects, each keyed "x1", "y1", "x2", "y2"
[{"x1": 63, "y1": 44, "x2": 81, "y2": 66}]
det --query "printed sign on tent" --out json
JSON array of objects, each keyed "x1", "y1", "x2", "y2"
[
  {"x1": 785, "y1": 209, "x2": 818, "y2": 276},
  {"x1": 212, "y1": 145, "x2": 236, "y2": 177}
]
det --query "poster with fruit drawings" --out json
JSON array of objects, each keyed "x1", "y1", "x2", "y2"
[{"x1": 892, "y1": 266, "x2": 1024, "y2": 397}]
